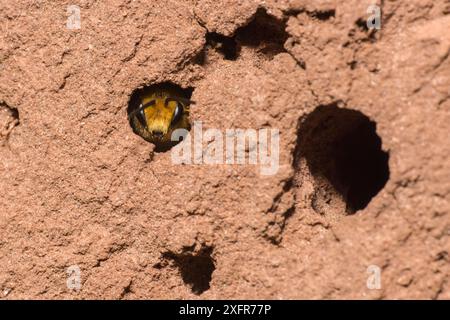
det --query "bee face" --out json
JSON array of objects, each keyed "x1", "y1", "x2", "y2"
[{"x1": 128, "y1": 84, "x2": 191, "y2": 150}]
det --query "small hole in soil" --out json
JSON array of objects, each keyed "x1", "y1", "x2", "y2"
[
  {"x1": 203, "y1": 9, "x2": 289, "y2": 61},
  {"x1": 310, "y1": 9, "x2": 336, "y2": 21},
  {"x1": 236, "y1": 8, "x2": 288, "y2": 58},
  {"x1": 350, "y1": 18, "x2": 378, "y2": 43},
  {"x1": 355, "y1": 18, "x2": 370, "y2": 32},
  {"x1": 162, "y1": 247, "x2": 215, "y2": 295},
  {"x1": 206, "y1": 32, "x2": 239, "y2": 60},
  {"x1": 295, "y1": 103, "x2": 389, "y2": 214},
  {"x1": 127, "y1": 82, "x2": 193, "y2": 152}
]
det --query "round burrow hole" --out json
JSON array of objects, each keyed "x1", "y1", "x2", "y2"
[
  {"x1": 127, "y1": 82, "x2": 193, "y2": 152},
  {"x1": 295, "y1": 103, "x2": 390, "y2": 214},
  {"x1": 160, "y1": 247, "x2": 215, "y2": 295}
]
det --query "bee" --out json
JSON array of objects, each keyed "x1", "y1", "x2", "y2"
[{"x1": 128, "y1": 83, "x2": 192, "y2": 151}]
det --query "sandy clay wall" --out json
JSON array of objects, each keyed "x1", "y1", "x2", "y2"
[{"x1": 0, "y1": 0, "x2": 449, "y2": 299}]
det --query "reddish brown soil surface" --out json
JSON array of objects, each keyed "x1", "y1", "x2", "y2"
[{"x1": 0, "y1": 0, "x2": 449, "y2": 299}]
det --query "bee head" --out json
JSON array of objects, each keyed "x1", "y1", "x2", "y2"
[{"x1": 129, "y1": 92, "x2": 190, "y2": 144}]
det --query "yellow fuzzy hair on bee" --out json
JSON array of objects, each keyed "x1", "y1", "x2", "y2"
[{"x1": 128, "y1": 83, "x2": 192, "y2": 151}]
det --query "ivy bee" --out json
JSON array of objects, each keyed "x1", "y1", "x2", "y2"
[{"x1": 128, "y1": 83, "x2": 192, "y2": 151}]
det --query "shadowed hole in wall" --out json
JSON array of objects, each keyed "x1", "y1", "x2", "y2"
[
  {"x1": 295, "y1": 103, "x2": 390, "y2": 214},
  {"x1": 159, "y1": 247, "x2": 215, "y2": 295},
  {"x1": 205, "y1": 32, "x2": 240, "y2": 60},
  {"x1": 203, "y1": 8, "x2": 289, "y2": 61}
]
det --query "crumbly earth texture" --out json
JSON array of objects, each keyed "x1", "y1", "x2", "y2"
[{"x1": 0, "y1": 0, "x2": 449, "y2": 299}]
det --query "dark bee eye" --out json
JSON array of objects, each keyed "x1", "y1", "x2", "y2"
[
  {"x1": 171, "y1": 101, "x2": 183, "y2": 124},
  {"x1": 134, "y1": 100, "x2": 156, "y2": 128},
  {"x1": 136, "y1": 104, "x2": 147, "y2": 127}
]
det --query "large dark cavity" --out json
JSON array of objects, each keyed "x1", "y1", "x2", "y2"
[
  {"x1": 162, "y1": 247, "x2": 215, "y2": 295},
  {"x1": 295, "y1": 103, "x2": 390, "y2": 214}
]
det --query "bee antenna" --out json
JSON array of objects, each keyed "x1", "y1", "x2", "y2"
[{"x1": 179, "y1": 97, "x2": 194, "y2": 105}]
